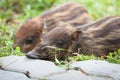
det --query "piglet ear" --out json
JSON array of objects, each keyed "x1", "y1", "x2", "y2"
[{"x1": 71, "y1": 31, "x2": 82, "y2": 41}]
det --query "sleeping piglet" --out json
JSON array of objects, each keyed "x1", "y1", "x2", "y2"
[{"x1": 26, "y1": 16, "x2": 120, "y2": 60}]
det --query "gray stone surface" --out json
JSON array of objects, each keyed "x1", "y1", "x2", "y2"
[
  {"x1": 0, "y1": 56, "x2": 120, "y2": 80},
  {"x1": 0, "y1": 56, "x2": 65, "y2": 79},
  {"x1": 47, "y1": 70, "x2": 113, "y2": 80},
  {"x1": 70, "y1": 60, "x2": 120, "y2": 80},
  {"x1": 0, "y1": 70, "x2": 30, "y2": 80}
]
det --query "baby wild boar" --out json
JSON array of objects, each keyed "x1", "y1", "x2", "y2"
[
  {"x1": 26, "y1": 16, "x2": 120, "y2": 60},
  {"x1": 13, "y1": 2, "x2": 92, "y2": 53}
]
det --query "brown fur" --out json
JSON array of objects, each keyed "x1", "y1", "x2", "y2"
[
  {"x1": 26, "y1": 16, "x2": 120, "y2": 60},
  {"x1": 13, "y1": 2, "x2": 92, "y2": 53}
]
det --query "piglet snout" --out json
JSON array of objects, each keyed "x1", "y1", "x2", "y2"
[{"x1": 26, "y1": 50, "x2": 39, "y2": 59}]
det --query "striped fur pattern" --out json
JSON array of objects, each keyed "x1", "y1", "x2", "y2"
[{"x1": 40, "y1": 2, "x2": 91, "y2": 26}]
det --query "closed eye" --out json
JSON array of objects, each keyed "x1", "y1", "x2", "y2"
[
  {"x1": 26, "y1": 38, "x2": 34, "y2": 44},
  {"x1": 56, "y1": 40, "x2": 64, "y2": 48}
]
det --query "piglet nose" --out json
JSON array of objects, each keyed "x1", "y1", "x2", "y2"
[{"x1": 26, "y1": 51, "x2": 39, "y2": 59}]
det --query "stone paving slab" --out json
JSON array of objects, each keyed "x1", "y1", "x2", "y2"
[
  {"x1": 0, "y1": 56, "x2": 65, "y2": 79},
  {"x1": 47, "y1": 70, "x2": 113, "y2": 80},
  {"x1": 0, "y1": 56, "x2": 120, "y2": 80},
  {"x1": 70, "y1": 60, "x2": 120, "y2": 80},
  {"x1": 0, "y1": 70, "x2": 30, "y2": 80}
]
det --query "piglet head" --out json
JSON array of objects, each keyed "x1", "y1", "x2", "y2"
[
  {"x1": 13, "y1": 19, "x2": 44, "y2": 53},
  {"x1": 26, "y1": 22, "x2": 82, "y2": 60}
]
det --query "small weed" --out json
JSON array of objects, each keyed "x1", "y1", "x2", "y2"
[
  {"x1": 39, "y1": 77, "x2": 46, "y2": 80},
  {"x1": 0, "y1": 39, "x2": 24, "y2": 57},
  {"x1": 105, "y1": 49, "x2": 120, "y2": 64},
  {"x1": 46, "y1": 46, "x2": 67, "y2": 64}
]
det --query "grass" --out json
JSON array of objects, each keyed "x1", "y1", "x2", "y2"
[{"x1": 0, "y1": 0, "x2": 120, "y2": 64}]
